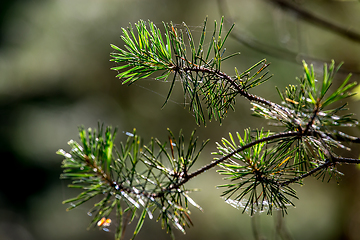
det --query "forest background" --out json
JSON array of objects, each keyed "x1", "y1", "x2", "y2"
[{"x1": 1, "y1": 0, "x2": 360, "y2": 240}]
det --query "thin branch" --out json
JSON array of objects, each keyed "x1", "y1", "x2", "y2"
[
  {"x1": 336, "y1": 157, "x2": 360, "y2": 164},
  {"x1": 303, "y1": 103, "x2": 320, "y2": 135},
  {"x1": 180, "y1": 65, "x2": 276, "y2": 108},
  {"x1": 217, "y1": 0, "x2": 360, "y2": 75},
  {"x1": 266, "y1": 0, "x2": 360, "y2": 43},
  {"x1": 280, "y1": 156, "x2": 360, "y2": 186},
  {"x1": 325, "y1": 132, "x2": 360, "y2": 143},
  {"x1": 160, "y1": 127, "x2": 360, "y2": 193},
  {"x1": 280, "y1": 160, "x2": 333, "y2": 186},
  {"x1": 157, "y1": 131, "x2": 300, "y2": 195},
  {"x1": 217, "y1": 0, "x2": 301, "y2": 62},
  {"x1": 83, "y1": 155, "x2": 135, "y2": 196}
]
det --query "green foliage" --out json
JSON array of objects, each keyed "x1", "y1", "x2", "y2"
[
  {"x1": 110, "y1": 17, "x2": 270, "y2": 125},
  {"x1": 58, "y1": 125, "x2": 208, "y2": 239},
  {"x1": 110, "y1": 20, "x2": 173, "y2": 84},
  {"x1": 59, "y1": 17, "x2": 360, "y2": 240},
  {"x1": 215, "y1": 129, "x2": 297, "y2": 216},
  {"x1": 253, "y1": 60, "x2": 358, "y2": 176}
]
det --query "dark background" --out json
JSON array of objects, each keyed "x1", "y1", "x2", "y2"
[{"x1": 1, "y1": 0, "x2": 360, "y2": 239}]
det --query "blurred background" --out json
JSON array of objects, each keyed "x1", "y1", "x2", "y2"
[{"x1": 1, "y1": 0, "x2": 360, "y2": 239}]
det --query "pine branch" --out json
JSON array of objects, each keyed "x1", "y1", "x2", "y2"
[
  {"x1": 59, "y1": 126, "x2": 208, "y2": 239},
  {"x1": 59, "y1": 17, "x2": 360, "y2": 239},
  {"x1": 110, "y1": 18, "x2": 275, "y2": 125}
]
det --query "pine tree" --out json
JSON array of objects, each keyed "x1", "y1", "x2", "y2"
[{"x1": 57, "y1": 17, "x2": 360, "y2": 240}]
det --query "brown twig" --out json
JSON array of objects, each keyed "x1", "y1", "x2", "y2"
[
  {"x1": 157, "y1": 131, "x2": 301, "y2": 196},
  {"x1": 280, "y1": 156, "x2": 360, "y2": 186},
  {"x1": 216, "y1": 0, "x2": 360, "y2": 75},
  {"x1": 267, "y1": 0, "x2": 360, "y2": 43}
]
